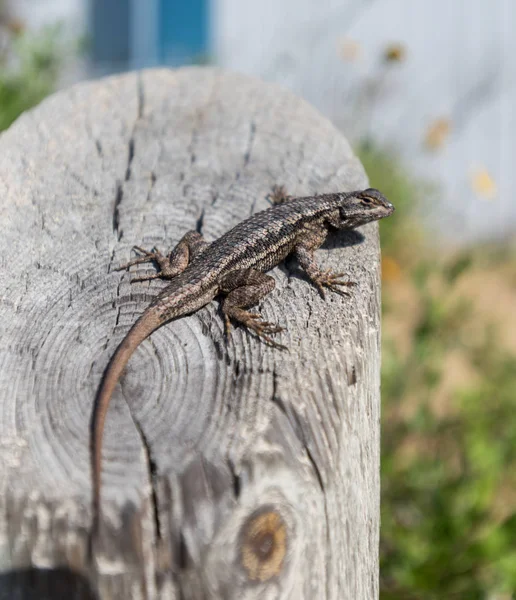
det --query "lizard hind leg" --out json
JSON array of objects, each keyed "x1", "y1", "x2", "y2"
[
  {"x1": 116, "y1": 231, "x2": 209, "y2": 283},
  {"x1": 221, "y1": 268, "x2": 287, "y2": 350}
]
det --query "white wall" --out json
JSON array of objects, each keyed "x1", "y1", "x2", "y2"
[
  {"x1": 7, "y1": 0, "x2": 85, "y2": 33},
  {"x1": 214, "y1": 0, "x2": 515, "y2": 244}
]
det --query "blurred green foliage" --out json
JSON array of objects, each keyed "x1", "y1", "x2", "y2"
[
  {"x1": 0, "y1": 23, "x2": 65, "y2": 132},
  {"x1": 357, "y1": 142, "x2": 516, "y2": 598},
  {"x1": 357, "y1": 139, "x2": 424, "y2": 255}
]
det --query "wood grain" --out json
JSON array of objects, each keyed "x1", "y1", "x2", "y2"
[{"x1": 0, "y1": 67, "x2": 380, "y2": 599}]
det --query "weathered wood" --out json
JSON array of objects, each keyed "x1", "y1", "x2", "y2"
[{"x1": 0, "y1": 67, "x2": 380, "y2": 599}]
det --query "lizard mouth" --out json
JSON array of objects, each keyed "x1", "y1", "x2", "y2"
[{"x1": 383, "y1": 201, "x2": 395, "y2": 215}]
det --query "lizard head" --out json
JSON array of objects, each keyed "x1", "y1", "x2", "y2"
[{"x1": 337, "y1": 188, "x2": 395, "y2": 229}]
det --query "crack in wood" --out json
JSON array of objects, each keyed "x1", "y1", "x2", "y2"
[
  {"x1": 243, "y1": 121, "x2": 256, "y2": 167},
  {"x1": 112, "y1": 181, "x2": 124, "y2": 240},
  {"x1": 305, "y1": 445, "x2": 325, "y2": 492},
  {"x1": 195, "y1": 206, "x2": 206, "y2": 235},
  {"x1": 271, "y1": 368, "x2": 325, "y2": 492},
  {"x1": 228, "y1": 459, "x2": 242, "y2": 499},
  {"x1": 113, "y1": 73, "x2": 145, "y2": 241},
  {"x1": 131, "y1": 412, "x2": 162, "y2": 541}
]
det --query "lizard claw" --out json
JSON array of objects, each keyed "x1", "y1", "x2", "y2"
[
  {"x1": 115, "y1": 246, "x2": 165, "y2": 271},
  {"x1": 115, "y1": 246, "x2": 182, "y2": 283},
  {"x1": 245, "y1": 314, "x2": 287, "y2": 349},
  {"x1": 267, "y1": 184, "x2": 292, "y2": 206},
  {"x1": 315, "y1": 269, "x2": 355, "y2": 298},
  {"x1": 226, "y1": 310, "x2": 288, "y2": 350}
]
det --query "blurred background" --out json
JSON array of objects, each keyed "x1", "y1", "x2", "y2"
[{"x1": 1, "y1": 0, "x2": 515, "y2": 597}]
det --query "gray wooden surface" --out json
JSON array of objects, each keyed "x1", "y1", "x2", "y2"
[{"x1": 0, "y1": 67, "x2": 381, "y2": 600}]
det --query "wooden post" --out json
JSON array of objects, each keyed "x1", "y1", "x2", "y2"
[{"x1": 0, "y1": 68, "x2": 381, "y2": 599}]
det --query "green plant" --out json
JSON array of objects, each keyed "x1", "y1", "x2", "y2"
[
  {"x1": 381, "y1": 327, "x2": 516, "y2": 599},
  {"x1": 356, "y1": 139, "x2": 430, "y2": 258},
  {"x1": 0, "y1": 24, "x2": 65, "y2": 131},
  {"x1": 360, "y1": 141, "x2": 516, "y2": 598}
]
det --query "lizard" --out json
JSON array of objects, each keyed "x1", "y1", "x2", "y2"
[{"x1": 91, "y1": 185, "x2": 394, "y2": 531}]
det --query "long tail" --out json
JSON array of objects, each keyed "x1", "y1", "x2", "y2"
[{"x1": 90, "y1": 308, "x2": 161, "y2": 531}]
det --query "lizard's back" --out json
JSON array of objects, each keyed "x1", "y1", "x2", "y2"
[{"x1": 176, "y1": 194, "x2": 339, "y2": 285}]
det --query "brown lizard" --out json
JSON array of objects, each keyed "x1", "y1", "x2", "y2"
[{"x1": 91, "y1": 186, "x2": 394, "y2": 531}]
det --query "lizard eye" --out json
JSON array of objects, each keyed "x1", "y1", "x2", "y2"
[{"x1": 360, "y1": 196, "x2": 374, "y2": 205}]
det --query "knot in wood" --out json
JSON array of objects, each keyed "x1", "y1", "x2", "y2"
[{"x1": 240, "y1": 507, "x2": 287, "y2": 583}]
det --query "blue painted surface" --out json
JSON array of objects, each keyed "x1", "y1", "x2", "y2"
[
  {"x1": 130, "y1": 0, "x2": 159, "y2": 68},
  {"x1": 90, "y1": 0, "x2": 209, "y2": 72},
  {"x1": 91, "y1": 0, "x2": 130, "y2": 67},
  {"x1": 159, "y1": 0, "x2": 209, "y2": 64}
]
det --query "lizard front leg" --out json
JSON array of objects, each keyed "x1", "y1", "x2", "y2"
[
  {"x1": 220, "y1": 268, "x2": 286, "y2": 350},
  {"x1": 293, "y1": 223, "x2": 355, "y2": 298},
  {"x1": 116, "y1": 231, "x2": 209, "y2": 282}
]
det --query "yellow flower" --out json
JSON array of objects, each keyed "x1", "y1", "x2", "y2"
[
  {"x1": 384, "y1": 43, "x2": 406, "y2": 63},
  {"x1": 338, "y1": 38, "x2": 361, "y2": 61},
  {"x1": 382, "y1": 256, "x2": 403, "y2": 282},
  {"x1": 470, "y1": 167, "x2": 497, "y2": 200},
  {"x1": 424, "y1": 118, "x2": 451, "y2": 151}
]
